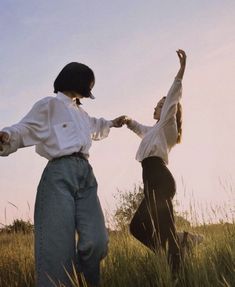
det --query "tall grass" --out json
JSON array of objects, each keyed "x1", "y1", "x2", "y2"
[
  {"x1": 0, "y1": 222, "x2": 234, "y2": 287},
  {"x1": 0, "y1": 232, "x2": 34, "y2": 287}
]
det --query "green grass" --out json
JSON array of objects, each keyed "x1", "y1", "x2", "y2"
[{"x1": 0, "y1": 223, "x2": 235, "y2": 287}]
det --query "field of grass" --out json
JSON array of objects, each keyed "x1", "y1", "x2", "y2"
[{"x1": 0, "y1": 222, "x2": 235, "y2": 287}]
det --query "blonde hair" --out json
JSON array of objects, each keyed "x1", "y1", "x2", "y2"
[{"x1": 176, "y1": 102, "x2": 182, "y2": 144}]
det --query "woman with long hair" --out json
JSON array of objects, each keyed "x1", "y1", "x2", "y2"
[{"x1": 124, "y1": 49, "x2": 186, "y2": 273}]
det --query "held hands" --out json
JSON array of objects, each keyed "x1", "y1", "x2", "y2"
[
  {"x1": 0, "y1": 131, "x2": 10, "y2": 151},
  {"x1": 111, "y1": 115, "x2": 131, "y2": 128}
]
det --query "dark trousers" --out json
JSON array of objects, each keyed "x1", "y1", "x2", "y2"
[{"x1": 130, "y1": 157, "x2": 180, "y2": 270}]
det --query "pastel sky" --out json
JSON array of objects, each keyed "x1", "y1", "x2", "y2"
[{"x1": 0, "y1": 0, "x2": 234, "y2": 226}]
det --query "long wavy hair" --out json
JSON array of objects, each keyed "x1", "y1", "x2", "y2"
[
  {"x1": 161, "y1": 97, "x2": 182, "y2": 144},
  {"x1": 176, "y1": 102, "x2": 182, "y2": 144}
]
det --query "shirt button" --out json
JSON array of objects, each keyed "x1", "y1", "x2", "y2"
[{"x1": 62, "y1": 124, "x2": 67, "y2": 128}]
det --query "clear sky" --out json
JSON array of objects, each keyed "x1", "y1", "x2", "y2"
[{"x1": 0, "y1": 0, "x2": 234, "y2": 226}]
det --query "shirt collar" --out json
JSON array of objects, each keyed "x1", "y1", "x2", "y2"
[{"x1": 56, "y1": 92, "x2": 77, "y2": 106}]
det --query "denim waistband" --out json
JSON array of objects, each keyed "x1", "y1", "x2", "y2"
[{"x1": 51, "y1": 152, "x2": 88, "y2": 161}]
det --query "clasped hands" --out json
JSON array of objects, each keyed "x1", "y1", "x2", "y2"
[{"x1": 111, "y1": 115, "x2": 131, "y2": 128}]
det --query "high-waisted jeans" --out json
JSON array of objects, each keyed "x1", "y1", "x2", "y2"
[{"x1": 34, "y1": 155, "x2": 108, "y2": 286}]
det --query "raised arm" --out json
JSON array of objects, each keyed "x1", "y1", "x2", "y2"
[{"x1": 158, "y1": 50, "x2": 186, "y2": 125}]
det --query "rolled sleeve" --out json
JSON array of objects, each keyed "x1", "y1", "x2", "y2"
[
  {"x1": 0, "y1": 99, "x2": 49, "y2": 156},
  {"x1": 90, "y1": 117, "x2": 112, "y2": 140}
]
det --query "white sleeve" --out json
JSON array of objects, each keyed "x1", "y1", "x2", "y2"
[
  {"x1": 127, "y1": 120, "x2": 152, "y2": 139},
  {"x1": 89, "y1": 116, "x2": 113, "y2": 141},
  {"x1": 0, "y1": 100, "x2": 49, "y2": 156},
  {"x1": 158, "y1": 78, "x2": 182, "y2": 126}
]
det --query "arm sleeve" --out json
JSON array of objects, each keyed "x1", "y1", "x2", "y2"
[
  {"x1": 127, "y1": 120, "x2": 152, "y2": 139},
  {"x1": 158, "y1": 78, "x2": 182, "y2": 126},
  {"x1": 89, "y1": 116, "x2": 113, "y2": 141},
  {"x1": 0, "y1": 100, "x2": 49, "y2": 156}
]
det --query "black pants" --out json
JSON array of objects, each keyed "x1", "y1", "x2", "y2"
[{"x1": 130, "y1": 157, "x2": 180, "y2": 269}]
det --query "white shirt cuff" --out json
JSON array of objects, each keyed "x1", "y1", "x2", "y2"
[{"x1": 108, "y1": 121, "x2": 114, "y2": 128}]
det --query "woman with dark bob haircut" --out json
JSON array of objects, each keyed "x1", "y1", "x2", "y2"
[
  {"x1": 0, "y1": 62, "x2": 125, "y2": 287},
  {"x1": 54, "y1": 62, "x2": 95, "y2": 98}
]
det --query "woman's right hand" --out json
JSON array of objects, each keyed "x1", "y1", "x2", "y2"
[
  {"x1": 123, "y1": 116, "x2": 132, "y2": 125},
  {"x1": 0, "y1": 131, "x2": 10, "y2": 151}
]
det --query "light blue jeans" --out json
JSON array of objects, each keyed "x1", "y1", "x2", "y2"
[{"x1": 34, "y1": 155, "x2": 108, "y2": 286}]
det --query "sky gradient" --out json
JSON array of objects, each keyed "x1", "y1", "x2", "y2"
[{"x1": 0, "y1": 0, "x2": 235, "y2": 226}]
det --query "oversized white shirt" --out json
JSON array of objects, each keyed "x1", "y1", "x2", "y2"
[
  {"x1": 0, "y1": 92, "x2": 113, "y2": 160},
  {"x1": 127, "y1": 78, "x2": 182, "y2": 164}
]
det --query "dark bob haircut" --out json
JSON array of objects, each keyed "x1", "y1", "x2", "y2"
[{"x1": 54, "y1": 62, "x2": 95, "y2": 98}]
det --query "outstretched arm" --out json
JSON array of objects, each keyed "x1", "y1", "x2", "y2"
[
  {"x1": 0, "y1": 100, "x2": 49, "y2": 156},
  {"x1": 158, "y1": 49, "x2": 186, "y2": 125},
  {"x1": 123, "y1": 116, "x2": 152, "y2": 139}
]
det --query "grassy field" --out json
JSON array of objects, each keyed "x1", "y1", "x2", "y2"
[{"x1": 0, "y1": 222, "x2": 235, "y2": 287}]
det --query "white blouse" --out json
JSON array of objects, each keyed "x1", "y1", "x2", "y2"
[
  {"x1": 127, "y1": 78, "x2": 182, "y2": 164},
  {"x1": 0, "y1": 92, "x2": 112, "y2": 160}
]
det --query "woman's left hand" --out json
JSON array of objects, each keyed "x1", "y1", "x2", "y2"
[{"x1": 177, "y1": 49, "x2": 186, "y2": 67}]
